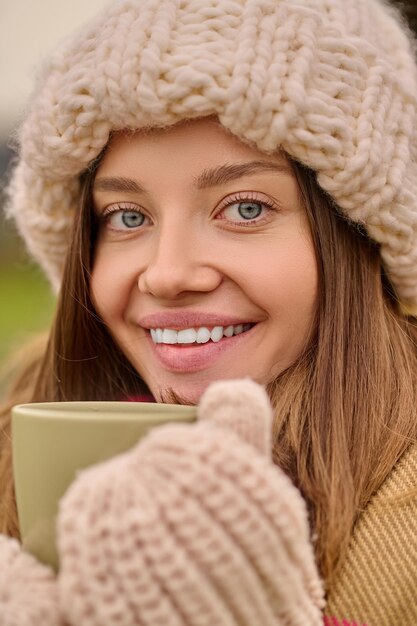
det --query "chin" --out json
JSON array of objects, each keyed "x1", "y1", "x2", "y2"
[{"x1": 152, "y1": 380, "x2": 213, "y2": 406}]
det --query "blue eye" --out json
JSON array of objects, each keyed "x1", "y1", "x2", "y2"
[
  {"x1": 220, "y1": 195, "x2": 276, "y2": 225},
  {"x1": 105, "y1": 206, "x2": 148, "y2": 231},
  {"x1": 236, "y1": 202, "x2": 263, "y2": 220},
  {"x1": 120, "y1": 211, "x2": 145, "y2": 228}
]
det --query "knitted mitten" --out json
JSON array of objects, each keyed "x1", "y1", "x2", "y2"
[
  {"x1": 57, "y1": 379, "x2": 325, "y2": 626},
  {"x1": 0, "y1": 535, "x2": 63, "y2": 626}
]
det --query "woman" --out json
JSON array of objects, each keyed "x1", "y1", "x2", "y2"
[{"x1": 1, "y1": 0, "x2": 416, "y2": 623}]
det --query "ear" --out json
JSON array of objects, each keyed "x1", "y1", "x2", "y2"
[{"x1": 197, "y1": 379, "x2": 273, "y2": 457}]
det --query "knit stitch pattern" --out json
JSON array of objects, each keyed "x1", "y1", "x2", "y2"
[
  {"x1": 0, "y1": 536, "x2": 63, "y2": 626},
  {"x1": 56, "y1": 379, "x2": 324, "y2": 625},
  {"x1": 5, "y1": 0, "x2": 417, "y2": 310}
]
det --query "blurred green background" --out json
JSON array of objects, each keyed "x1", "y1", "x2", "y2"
[
  {"x1": 0, "y1": 210, "x2": 55, "y2": 402},
  {"x1": 0, "y1": 216, "x2": 55, "y2": 368}
]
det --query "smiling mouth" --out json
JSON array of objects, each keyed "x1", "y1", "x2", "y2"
[{"x1": 149, "y1": 323, "x2": 254, "y2": 345}]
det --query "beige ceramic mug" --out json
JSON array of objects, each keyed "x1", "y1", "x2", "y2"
[{"x1": 12, "y1": 401, "x2": 197, "y2": 571}]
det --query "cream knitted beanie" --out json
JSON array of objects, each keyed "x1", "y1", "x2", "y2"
[{"x1": 5, "y1": 0, "x2": 417, "y2": 310}]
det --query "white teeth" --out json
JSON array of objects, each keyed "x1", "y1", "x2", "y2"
[
  {"x1": 196, "y1": 327, "x2": 211, "y2": 344},
  {"x1": 162, "y1": 329, "x2": 177, "y2": 344},
  {"x1": 177, "y1": 328, "x2": 197, "y2": 344},
  {"x1": 211, "y1": 326, "x2": 223, "y2": 342},
  {"x1": 150, "y1": 323, "x2": 253, "y2": 344}
]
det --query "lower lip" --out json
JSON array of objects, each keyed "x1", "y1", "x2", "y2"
[{"x1": 146, "y1": 326, "x2": 257, "y2": 372}]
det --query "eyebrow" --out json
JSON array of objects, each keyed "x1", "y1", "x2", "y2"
[
  {"x1": 93, "y1": 176, "x2": 144, "y2": 193},
  {"x1": 93, "y1": 160, "x2": 292, "y2": 193},
  {"x1": 195, "y1": 160, "x2": 291, "y2": 188}
]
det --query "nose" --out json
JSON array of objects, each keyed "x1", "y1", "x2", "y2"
[{"x1": 137, "y1": 226, "x2": 222, "y2": 299}]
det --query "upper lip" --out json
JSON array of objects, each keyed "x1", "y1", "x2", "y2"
[{"x1": 138, "y1": 312, "x2": 256, "y2": 330}]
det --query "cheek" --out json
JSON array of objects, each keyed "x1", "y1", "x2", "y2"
[
  {"x1": 258, "y1": 239, "x2": 318, "y2": 375},
  {"x1": 279, "y1": 247, "x2": 317, "y2": 308},
  {"x1": 90, "y1": 249, "x2": 132, "y2": 321},
  {"x1": 253, "y1": 235, "x2": 318, "y2": 325}
]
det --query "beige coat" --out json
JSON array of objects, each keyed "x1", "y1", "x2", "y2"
[{"x1": 326, "y1": 443, "x2": 417, "y2": 625}]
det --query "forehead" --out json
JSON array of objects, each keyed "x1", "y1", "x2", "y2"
[{"x1": 97, "y1": 118, "x2": 289, "y2": 179}]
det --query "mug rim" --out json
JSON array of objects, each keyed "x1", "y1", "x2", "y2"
[{"x1": 12, "y1": 401, "x2": 197, "y2": 422}]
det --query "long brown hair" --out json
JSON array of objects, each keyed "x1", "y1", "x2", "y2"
[
  {"x1": 31, "y1": 166, "x2": 148, "y2": 403},
  {"x1": 1, "y1": 156, "x2": 416, "y2": 584},
  {"x1": 269, "y1": 163, "x2": 417, "y2": 581}
]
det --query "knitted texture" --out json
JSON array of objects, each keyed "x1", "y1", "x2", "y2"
[
  {"x1": 0, "y1": 535, "x2": 63, "y2": 626},
  {"x1": 5, "y1": 0, "x2": 417, "y2": 310},
  {"x1": 56, "y1": 379, "x2": 325, "y2": 625},
  {"x1": 325, "y1": 442, "x2": 417, "y2": 626}
]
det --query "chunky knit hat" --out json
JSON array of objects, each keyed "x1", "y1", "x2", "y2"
[{"x1": 5, "y1": 0, "x2": 417, "y2": 310}]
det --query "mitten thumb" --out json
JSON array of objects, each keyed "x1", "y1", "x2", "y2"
[{"x1": 197, "y1": 378, "x2": 272, "y2": 456}]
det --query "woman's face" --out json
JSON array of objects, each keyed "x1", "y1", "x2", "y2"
[{"x1": 91, "y1": 118, "x2": 318, "y2": 402}]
